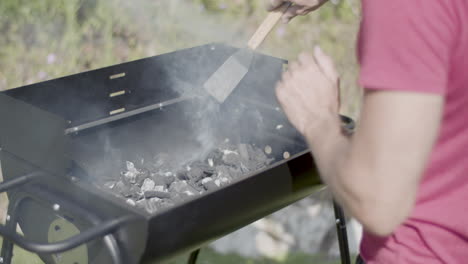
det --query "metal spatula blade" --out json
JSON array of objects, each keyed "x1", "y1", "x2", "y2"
[
  {"x1": 203, "y1": 49, "x2": 254, "y2": 103},
  {"x1": 203, "y1": 3, "x2": 291, "y2": 103}
]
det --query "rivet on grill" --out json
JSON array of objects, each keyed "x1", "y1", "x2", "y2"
[
  {"x1": 283, "y1": 151, "x2": 290, "y2": 159},
  {"x1": 5, "y1": 215, "x2": 10, "y2": 222},
  {"x1": 53, "y1": 204, "x2": 60, "y2": 211},
  {"x1": 0, "y1": 256, "x2": 4, "y2": 263},
  {"x1": 336, "y1": 219, "x2": 341, "y2": 224}
]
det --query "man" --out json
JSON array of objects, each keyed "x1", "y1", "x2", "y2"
[{"x1": 268, "y1": 0, "x2": 468, "y2": 263}]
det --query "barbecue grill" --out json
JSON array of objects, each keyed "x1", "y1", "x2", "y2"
[{"x1": 0, "y1": 44, "x2": 353, "y2": 264}]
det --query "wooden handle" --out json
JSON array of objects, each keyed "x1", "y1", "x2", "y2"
[{"x1": 247, "y1": 3, "x2": 291, "y2": 50}]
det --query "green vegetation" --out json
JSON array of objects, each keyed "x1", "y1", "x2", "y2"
[{"x1": 0, "y1": 0, "x2": 361, "y2": 117}]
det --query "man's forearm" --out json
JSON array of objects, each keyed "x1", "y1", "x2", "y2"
[{"x1": 303, "y1": 115, "x2": 358, "y2": 213}]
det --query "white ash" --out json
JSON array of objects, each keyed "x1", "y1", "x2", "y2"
[{"x1": 102, "y1": 143, "x2": 274, "y2": 214}]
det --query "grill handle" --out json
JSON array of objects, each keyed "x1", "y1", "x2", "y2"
[{"x1": 0, "y1": 214, "x2": 137, "y2": 254}]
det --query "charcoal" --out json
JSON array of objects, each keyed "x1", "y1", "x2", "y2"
[
  {"x1": 174, "y1": 192, "x2": 191, "y2": 203},
  {"x1": 117, "y1": 184, "x2": 133, "y2": 197},
  {"x1": 121, "y1": 185, "x2": 142, "y2": 199},
  {"x1": 136, "y1": 168, "x2": 150, "y2": 186},
  {"x1": 110, "y1": 143, "x2": 277, "y2": 214},
  {"x1": 206, "y1": 149, "x2": 223, "y2": 164},
  {"x1": 215, "y1": 166, "x2": 233, "y2": 180},
  {"x1": 126, "y1": 161, "x2": 138, "y2": 173},
  {"x1": 126, "y1": 199, "x2": 136, "y2": 206},
  {"x1": 169, "y1": 181, "x2": 189, "y2": 193},
  {"x1": 188, "y1": 180, "x2": 204, "y2": 193},
  {"x1": 104, "y1": 181, "x2": 116, "y2": 189},
  {"x1": 201, "y1": 177, "x2": 213, "y2": 185},
  {"x1": 152, "y1": 175, "x2": 167, "y2": 186},
  {"x1": 215, "y1": 165, "x2": 242, "y2": 180},
  {"x1": 219, "y1": 177, "x2": 230, "y2": 186},
  {"x1": 122, "y1": 170, "x2": 138, "y2": 184},
  {"x1": 154, "y1": 185, "x2": 166, "y2": 192},
  {"x1": 164, "y1": 175, "x2": 176, "y2": 185},
  {"x1": 204, "y1": 181, "x2": 219, "y2": 192},
  {"x1": 203, "y1": 167, "x2": 215, "y2": 176},
  {"x1": 158, "y1": 200, "x2": 175, "y2": 209},
  {"x1": 238, "y1": 144, "x2": 250, "y2": 161},
  {"x1": 187, "y1": 167, "x2": 204, "y2": 181},
  {"x1": 141, "y1": 178, "x2": 156, "y2": 192},
  {"x1": 176, "y1": 171, "x2": 189, "y2": 181},
  {"x1": 145, "y1": 198, "x2": 162, "y2": 214},
  {"x1": 136, "y1": 199, "x2": 147, "y2": 209},
  {"x1": 189, "y1": 161, "x2": 212, "y2": 173},
  {"x1": 222, "y1": 151, "x2": 241, "y2": 166},
  {"x1": 144, "y1": 191, "x2": 171, "y2": 199}
]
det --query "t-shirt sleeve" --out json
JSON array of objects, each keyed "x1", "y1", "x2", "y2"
[{"x1": 358, "y1": 0, "x2": 455, "y2": 94}]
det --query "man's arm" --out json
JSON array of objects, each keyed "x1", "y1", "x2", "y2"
[
  {"x1": 311, "y1": 90, "x2": 443, "y2": 236},
  {"x1": 276, "y1": 48, "x2": 444, "y2": 236}
]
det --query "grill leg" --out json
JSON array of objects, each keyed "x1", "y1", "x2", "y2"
[
  {"x1": 187, "y1": 249, "x2": 201, "y2": 264},
  {"x1": 333, "y1": 201, "x2": 351, "y2": 264},
  {"x1": 0, "y1": 197, "x2": 25, "y2": 264}
]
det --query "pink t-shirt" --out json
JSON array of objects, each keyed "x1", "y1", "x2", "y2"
[{"x1": 358, "y1": 0, "x2": 468, "y2": 263}]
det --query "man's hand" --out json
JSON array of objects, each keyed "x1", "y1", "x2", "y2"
[
  {"x1": 276, "y1": 46, "x2": 340, "y2": 138},
  {"x1": 267, "y1": 0, "x2": 328, "y2": 23}
]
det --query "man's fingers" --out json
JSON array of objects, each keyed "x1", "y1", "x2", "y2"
[
  {"x1": 297, "y1": 52, "x2": 318, "y2": 71},
  {"x1": 313, "y1": 45, "x2": 341, "y2": 109},
  {"x1": 313, "y1": 46, "x2": 339, "y2": 83},
  {"x1": 281, "y1": 5, "x2": 302, "y2": 23},
  {"x1": 288, "y1": 61, "x2": 301, "y2": 74},
  {"x1": 266, "y1": 0, "x2": 288, "y2": 11}
]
